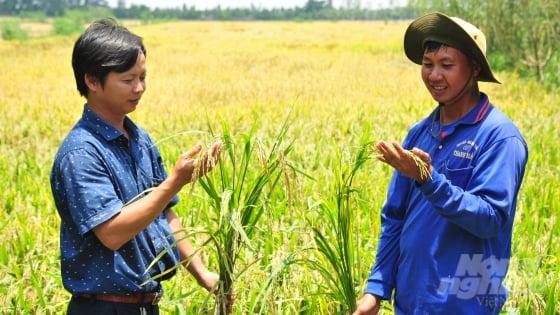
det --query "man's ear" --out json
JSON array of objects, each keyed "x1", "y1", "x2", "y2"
[
  {"x1": 84, "y1": 73, "x2": 100, "y2": 92},
  {"x1": 472, "y1": 61, "x2": 481, "y2": 79}
]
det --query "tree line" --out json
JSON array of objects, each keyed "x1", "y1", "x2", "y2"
[{"x1": 0, "y1": 0, "x2": 415, "y2": 21}]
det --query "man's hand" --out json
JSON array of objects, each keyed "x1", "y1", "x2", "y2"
[
  {"x1": 374, "y1": 140, "x2": 432, "y2": 183},
  {"x1": 194, "y1": 269, "x2": 234, "y2": 314},
  {"x1": 353, "y1": 294, "x2": 381, "y2": 315},
  {"x1": 170, "y1": 141, "x2": 223, "y2": 187},
  {"x1": 194, "y1": 268, "x2": 220, "y2": 293}
]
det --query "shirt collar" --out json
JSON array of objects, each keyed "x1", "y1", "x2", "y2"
[
  {"x1": 428, "y1": 93, "x2": 492, "y2": 139},
  {"x1": 80, "y1": 104, "x2": 138, "y2": 142},
  {"x1": 431, "y1": 93, "x2": 492, "y2": 125},
  {"x1": 464, "y1": 92, "x2": 492, "y2": 125}
]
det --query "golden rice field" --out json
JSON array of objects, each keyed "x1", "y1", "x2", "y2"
[{"x1": 0, "y1": 20, "x2": 558, "y2": 314}]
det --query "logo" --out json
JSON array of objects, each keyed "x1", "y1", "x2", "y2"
[
  {"x1": 453, "y1": 140, "x2": 478, "y2": 160},
  {"x1": 438, "y1": 254, "x2": 509, "y2": 307}
]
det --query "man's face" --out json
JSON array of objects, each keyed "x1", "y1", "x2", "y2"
[
  {"x1": 421, "y1": 46, "x2": 479, "y2": 105},
  {"x1": 89, "y1": 52, "x2": 147, "y2": 118}
]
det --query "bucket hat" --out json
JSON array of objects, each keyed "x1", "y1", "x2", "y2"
[{"x1": 404, "y1": 12, "x2": 500, "y2": 83}]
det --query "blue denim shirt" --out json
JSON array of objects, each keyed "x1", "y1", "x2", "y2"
[
  {"x1": 50, "y1": 105, "x2": 179, "y2": 294},
  {"x1": 365, "y1": 94, "x2": 528, "y2": 314}
]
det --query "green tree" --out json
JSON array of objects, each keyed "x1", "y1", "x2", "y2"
[
  {"x1": 304, "y1": 0, "x2": 328, "y2": 12},
  {"x1": 409, "y1": 0, "x2": 560, "y2": 83},
  {"x1": 485, "y1": 0, "x2": 558, "y2": 82},
  {"x1": 44, "y1": 0, "x2": 65, "y2": 16},
  {"x1": 0, "y1": 20, "x2": 29, "y2": 40}
]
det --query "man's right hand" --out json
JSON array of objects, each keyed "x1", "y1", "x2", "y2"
[
  {"x1": 353, "y1": 294, "x2": 381, "y2": 315},
  {"x1": 170, "y1": 141, "x2": 223, "y2": 187}
]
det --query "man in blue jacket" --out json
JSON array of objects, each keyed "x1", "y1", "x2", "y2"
[{"x1": 353, "y1": 12, "x2": 528, "y2": 315}]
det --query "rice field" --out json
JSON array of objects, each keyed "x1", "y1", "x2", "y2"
[{"x1": 0, "y1": 20, "x2": 558, "y2": 314}]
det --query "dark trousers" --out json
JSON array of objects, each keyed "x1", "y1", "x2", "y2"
[{"x1": 67, "y1": 296, "x2": 159, "y2": 315}]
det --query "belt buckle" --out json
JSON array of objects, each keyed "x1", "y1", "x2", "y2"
[{"x1": 152, "y1": 289, "x2": 163, "y2": 305}]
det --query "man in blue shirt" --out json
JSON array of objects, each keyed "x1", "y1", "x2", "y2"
[
  {"x1": 50, "y1": 18, "x2": 227, "y2": 314},
  {"x1": 354, "y1": 13, "x2": 528, "y2": 314}
]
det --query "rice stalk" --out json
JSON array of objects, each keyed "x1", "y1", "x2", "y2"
[
  {"x1": 249, "y1": 249, "x2": 308, "y2": 314},
  {"x1": 306, "y1": 130, "x2": 373, "y2": 314},
  {"x1": 196, "y1": 109, "x2": 296, "y2": 314}
]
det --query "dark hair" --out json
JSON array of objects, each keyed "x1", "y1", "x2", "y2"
[{"x1": 71, "y1": 18, "x2": 146, "y2": 97}]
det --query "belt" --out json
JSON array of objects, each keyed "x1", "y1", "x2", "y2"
[{"x1": 74, "y1": 289, "x2": 163, "y2": 305}]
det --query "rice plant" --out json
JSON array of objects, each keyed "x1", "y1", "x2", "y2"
[
  {"x1": 306, "y1": 130, "x2": 374, "y2": 314},
  {"x1": 197, "y1": 112, "x2": 297, "y2": 314}
]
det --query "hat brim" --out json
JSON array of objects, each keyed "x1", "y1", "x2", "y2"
[{"x1": 404, "y1": 12, "x2": 500, "y2": 83}]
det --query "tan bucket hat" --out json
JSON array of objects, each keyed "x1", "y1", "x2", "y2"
[{"x1": 404, "y1": 12, "x2": 500, "y2": 83}]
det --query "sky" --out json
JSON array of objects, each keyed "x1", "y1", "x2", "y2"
[{"x1": 108, "y1": 0, "x2": 406, "y2": 10}]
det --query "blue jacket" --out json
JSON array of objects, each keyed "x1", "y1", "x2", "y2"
[{"x1": 365, "y1": 94, "x2": 528, "y2": 314}]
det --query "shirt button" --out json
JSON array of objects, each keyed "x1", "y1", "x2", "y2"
[{"x1": 438, "y1": 145, "x2": 443, "y2": 150}]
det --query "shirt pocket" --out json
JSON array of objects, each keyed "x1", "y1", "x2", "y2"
[{"x1": 443, "y1": 163, "x2": 474, "y2": 189}]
